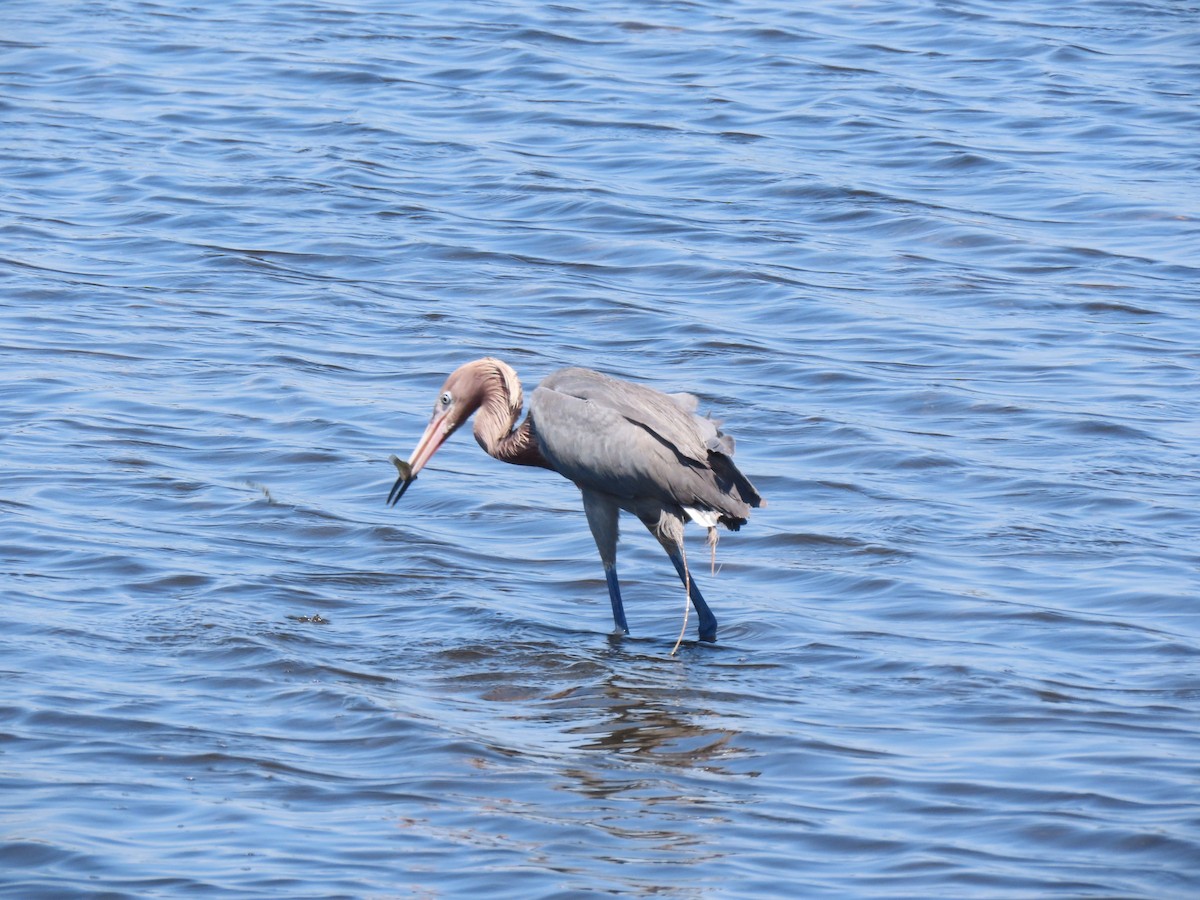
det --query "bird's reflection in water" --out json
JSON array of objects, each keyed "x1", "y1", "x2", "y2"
[
  {"x1": 566, "y1": 701, "x2": 740, "y2": 788},
  {"x1": 427, "y1": 637, "x2": 751, "y2": 865},
  {"x1": 567, "y1": 677, "x2": 737, "y2": 771},
  {"x1": 435, "y1": 639, "x2": 746, "y2": 768},
  {"x1": 549, "y1": 657, "x2": 748, "y2": 857}
]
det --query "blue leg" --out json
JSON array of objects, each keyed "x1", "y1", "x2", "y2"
[
  {"x1": 581, "y1": 489, "x2": 629, "y2": 635},
  {"x1": 605, "y1": 564, "x2": 629, "y2": 634},
  {"x1": 665, "y1": 548, "x2": 718, "y2": 642}
]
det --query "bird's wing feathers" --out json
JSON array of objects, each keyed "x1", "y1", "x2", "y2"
[
  {"x1": 536, "y1": 368, "x2": 710, "y2": 465},
  {"x1": 530, "y1": 385, "x2": 697, "y2": 501},
  {"x1": 530, "y1": 368, "x2": 754, "y2": 519}
]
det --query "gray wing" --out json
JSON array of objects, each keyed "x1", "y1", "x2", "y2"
[
  {"x1": 530, "y1": 367, "x2": 757, "y2": 521},
  {"x1": 537, "y1": 367, "x2": 710, "y2": 465}
]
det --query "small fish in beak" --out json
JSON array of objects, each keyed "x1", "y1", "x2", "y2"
[{"x1": 386, "y1": 454, "x2": 415, "y2": 507}]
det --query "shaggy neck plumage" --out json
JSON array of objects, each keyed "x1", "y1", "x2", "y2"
[{"x1": 471, "y1": 360, "x2": 551, "y2": 469}]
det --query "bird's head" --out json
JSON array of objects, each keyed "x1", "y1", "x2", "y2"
[{"x1": 386, "y1": 359, "x2": 494, "y2": 506}]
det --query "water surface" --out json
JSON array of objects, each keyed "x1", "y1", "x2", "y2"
[{"x1": 2, "y1": 0, "x2": 1199, "y2": 896}]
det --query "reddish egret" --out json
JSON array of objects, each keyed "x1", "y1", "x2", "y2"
[{"x1": 387, "y1": 358, "x2": 764, "y2": 643}]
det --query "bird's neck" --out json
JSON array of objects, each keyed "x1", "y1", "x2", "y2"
[
  {"x1": 479, "y1": 417, "x2": 550, "y2": 468},
  {"x1": 472, "y1": 365, "x2": 552, "y2": 469}
]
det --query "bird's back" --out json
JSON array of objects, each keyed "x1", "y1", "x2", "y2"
[{"x1": 530, "y1": 367, "x2": 762, "y2": 528}]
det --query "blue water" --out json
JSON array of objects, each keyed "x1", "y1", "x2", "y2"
[{"x1": 3, "y1": 0, "x2": 1199, "y2": 896}]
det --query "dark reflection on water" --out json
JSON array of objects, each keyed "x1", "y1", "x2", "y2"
[{"x1": 3, "y1": 0, "x2": 1200, "y2": 896}]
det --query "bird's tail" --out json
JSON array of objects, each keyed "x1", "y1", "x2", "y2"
[{"x1": 708, "y1": 452, "x2": 764, "y2": 512}]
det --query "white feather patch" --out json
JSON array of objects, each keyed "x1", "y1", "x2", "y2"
[{"x1": 682, "y1": 505, "x2": 720, "y2": 528}]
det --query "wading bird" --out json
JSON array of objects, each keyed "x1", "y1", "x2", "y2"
[{"x1": 387, "y1": 358, "x2": 764, "y2": 644}]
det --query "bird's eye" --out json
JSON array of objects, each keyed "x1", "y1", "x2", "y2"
[{"x1": 440, "y1": 391, "x2": 453, "y2": 407}]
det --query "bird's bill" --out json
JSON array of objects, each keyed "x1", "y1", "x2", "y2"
[
  {"x1": 386, "y1": 455, "x2": 415, "y2": 506},
  {"x1": 387, "y1": 411, "x2": 452, "y2": 506}
]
